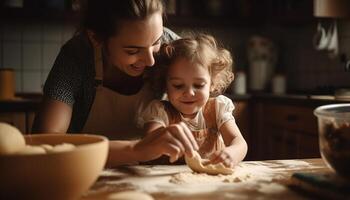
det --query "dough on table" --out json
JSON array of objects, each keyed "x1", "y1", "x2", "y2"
[
  {"x1": 15, "y1": 145, "x2": 46, "y2": 155},
  {"x1": 107, "y1": 191, "x2": 154, "y2": 200},
  {"x1": 0, "y1": 122, "x2": 25, "y2": 155},
  {"x1": 185, "y1": 151, "x2": 234, "y2": 175}
]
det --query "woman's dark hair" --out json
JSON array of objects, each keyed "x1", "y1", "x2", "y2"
[{"x1": 80, "y1": 0, "x2": 164, "y2": 40}]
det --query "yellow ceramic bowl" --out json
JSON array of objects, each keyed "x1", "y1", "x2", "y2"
[{"x1": 0, "y1": 134, "x2": 108, "y2": 200}]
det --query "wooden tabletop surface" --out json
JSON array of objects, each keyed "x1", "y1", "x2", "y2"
[{"x1": 82, "y1": 158, "x2": 331, "y2": 200}]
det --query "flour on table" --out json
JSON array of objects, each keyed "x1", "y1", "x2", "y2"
[
  {"x1": 170, "y1": 163, "x2": 274, "y2": 184},
  {"x1": 257, "y1": 183, "x2": 287, "y2": 194}
]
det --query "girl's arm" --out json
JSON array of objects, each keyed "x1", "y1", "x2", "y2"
[{"x1": 210, "y1": 119, "x2": 248, "y2": 167}]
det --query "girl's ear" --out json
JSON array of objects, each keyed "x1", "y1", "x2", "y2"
[{"x1": 87, "y1": 30, "x2": 102, "y2": 48}]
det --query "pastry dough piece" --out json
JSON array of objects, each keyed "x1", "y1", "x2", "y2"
[
  {"x1": 0, "y1": 122, "x2": 25, "y2": 155},
  {"x1": 40, "y1": 144, "x2": 54, "y2": 152},
  {"x1": 46, "y1": 143, "x2": 76, "y2": 153},
  {"x1": 16, "y1": 145, "x2": 46, "y2": 155},
  {"x1": 107, "y1": 191, "x2": 154, "y2": 200},
  {"x1": 185, "y1": 151, "x2": 234, "y2": 175}
]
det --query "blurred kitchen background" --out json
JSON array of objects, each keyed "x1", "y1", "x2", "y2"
[
  {"x1": 0, "y1": 0, "x2": 349, "y2": 94},
  {"x1": 0, "y1": 0, "x2": 350, "y2": 161}
]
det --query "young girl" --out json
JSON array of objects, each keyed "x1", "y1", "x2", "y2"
[{"x1": 139, "y1": 34, "x2": 248, "y2": 168}]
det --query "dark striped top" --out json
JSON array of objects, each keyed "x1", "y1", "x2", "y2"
[{"x1": 43, "y1": 28, "x2": 179, "y2": 132}]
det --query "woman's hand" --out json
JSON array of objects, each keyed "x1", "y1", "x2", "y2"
[{"x1": 134, "y1": 122, "x2": 199, "y2": 163}]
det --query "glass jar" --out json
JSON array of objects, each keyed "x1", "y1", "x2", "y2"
[{"x1": 314, "y1": 104, "x2": 350, "y2": 179}]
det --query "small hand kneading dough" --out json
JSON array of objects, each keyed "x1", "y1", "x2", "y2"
[
  {"x1": 185, "y1": 151, "x2": 234, "y2": 175},
  {"x1": 107, "y1": 191, "x2": 154, "y2": 200},
  {"x1": 0, "y1": 122, "x2": 25, "y2": 155},
  {"x1": 16, "y1": 145, "x2": 46, "y2": 155}
]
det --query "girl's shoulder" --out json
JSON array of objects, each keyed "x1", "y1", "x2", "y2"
[
  {"x1": 214, "y1": 95, "x2": 234, "y2": 105},
  {"x1": 207, "y1": 95, "x2": 234, "y2": 110},
  {"x1": 213, "y1": 95, "x2": 235, "y2": 129},
  {"x1": 213, "y1": 95, "x2": 235, "y2": 114}
]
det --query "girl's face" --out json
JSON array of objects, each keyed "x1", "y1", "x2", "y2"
[
  {"x1": 105, "y1": 12, "x2": 163, "y2": 77},
  {"x1": 166, "y1": 58, "x2": 211, "y2": 119}
]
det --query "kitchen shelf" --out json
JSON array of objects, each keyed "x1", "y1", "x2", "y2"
[
  {"x1": 0, "y1": 7, "x2": 77, "y2": 22},
  {"x1": 165, "y1": 0, "x2": 314, "y2": 27}
]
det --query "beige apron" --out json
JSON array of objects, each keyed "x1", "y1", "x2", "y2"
[{"x1": 81, "y1": 46, "x2": 154, "y2": 140}]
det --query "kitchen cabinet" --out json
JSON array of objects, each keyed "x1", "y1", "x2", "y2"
[
  {"x1": 0, "y1": 112, "x2": 26, "y2": 133},
  {"x1": 232, "y1": 100, "x2": 253, "y2": 160},
  {"x1": 0, "y1": 0, "x2": 76, "y2": 22},
  {"x1": 0, "y1": 98, "x2": 40, "y2": 134},
  {"x1": 252, "y1": 100, "x2": 320, "y2": 160},
  {"x1": 0, "y1": 111, "x2": 36, "y2": 134},
  {"x1": 166, "y1": 0, "x2": 314, "y2": 27}
]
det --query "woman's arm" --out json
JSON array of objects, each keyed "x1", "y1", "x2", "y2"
[{"x1": 31, "y1": 97, "x2": 72, "y2": 133}]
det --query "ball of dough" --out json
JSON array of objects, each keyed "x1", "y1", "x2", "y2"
[
  {"x1": 107, "y1": 191, "x2": 154, "y2": 200},
  {"x1": 47, "y1": 143, "x2": 76, "y2": 153},
  {"x1": 16, "y1": 145, "x2": 46, "y2": 155},
  {"x1": 0, "y1": 122, "x2": 25, "y2": 155}
]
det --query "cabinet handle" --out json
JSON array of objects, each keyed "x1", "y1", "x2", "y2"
[{"x1": 286, "y1": 114, "x2": 298, "y2": 122}]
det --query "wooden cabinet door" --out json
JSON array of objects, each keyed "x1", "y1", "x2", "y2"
[
  {"x1": 233, "y1": 101, "x2": 252, "y2": 160},
  {"x1": 26, "y1": 112, "x2": 36, "y2": 134},
  {"x1": 254, "y1": 102, "x2": 320, "y2": 160},
  {"x1": 0, "y1": 112, "x2": 26, "y2": 134}
]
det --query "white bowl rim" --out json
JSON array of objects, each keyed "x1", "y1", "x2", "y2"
[
  {"x1": 314, "y1": 103, "x2": 350, "y2": 118},
  {"x1": 1, "y1": 133, "x2": 108, "y2": 157}
]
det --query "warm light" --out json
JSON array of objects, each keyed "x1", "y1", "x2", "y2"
[{"x1": 314, "y1": 0, "x2": 350, "y2": 18}]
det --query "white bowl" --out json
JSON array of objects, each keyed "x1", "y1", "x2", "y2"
[{"x1": 0, "y1": 134, "x2": 108, "y2": 200}]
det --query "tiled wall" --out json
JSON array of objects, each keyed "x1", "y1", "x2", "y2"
[
  {"x1": 1, "y1": 19, "x2": 349, "y2": 94},
  {"x1": 264, "y1": 20, "x2": 350, "y2": 91},
  {"x1": 0, "y1": 22, "x2": 75, "y2": 93},
  {"x1": 171, "y1": 20, "x2": 350, "y2": 92}
]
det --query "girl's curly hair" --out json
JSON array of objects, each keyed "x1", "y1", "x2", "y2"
[{"x1": 150, "y1": 33, "x2": 234, "y2": 97}]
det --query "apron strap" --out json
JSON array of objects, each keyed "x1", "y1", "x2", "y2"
[
  {"x1": 93, "y1": 46, "x2": 104, "y2": 83},
  {"x1": 87, "y1": 32, "x2": 104, "y2": 85},
  {"x1": 161, "y1": 100, "x2": 182, "y2": 124},
  {"x1": 203, "y1": 98, "x2": 216, "y2": 130}
]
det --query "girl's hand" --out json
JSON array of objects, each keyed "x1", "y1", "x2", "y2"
[
  {"x1": 134, "y1": 122, "x2": 199, "y2": 163},
  {"x1": 209, "y1": 149, "x2": 237, "y2": 168}
]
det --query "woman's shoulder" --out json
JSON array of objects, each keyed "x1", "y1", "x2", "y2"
[{"x1": 61, "y1": 32, "x2": 93, "y2": 62}]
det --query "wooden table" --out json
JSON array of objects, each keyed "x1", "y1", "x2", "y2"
[{"x1": 83, "y1": 158, "x2": 331, "y2": 200}]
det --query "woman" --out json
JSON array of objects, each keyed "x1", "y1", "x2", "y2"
[{"x1": 32, "y1": 0, "x2": 198, "y2": 166}]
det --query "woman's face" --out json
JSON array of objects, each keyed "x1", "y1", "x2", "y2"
[
  {"x1": 105, "y1": 12, "x2": 163, "y2": 77},
  {"x1": 166, "y1": 58, "x2": 211, "y2": 119}
]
